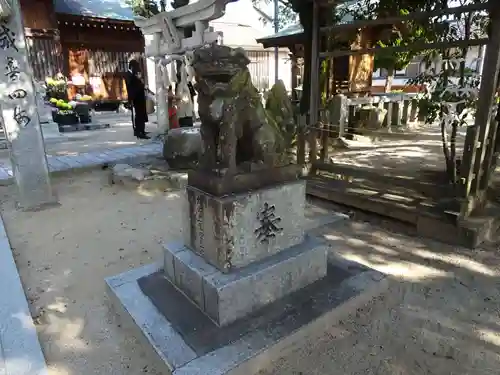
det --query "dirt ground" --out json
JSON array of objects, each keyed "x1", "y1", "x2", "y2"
[
  {"x1": 0, "y1": 170, "x2": 178, "y2": 375},
  {"x1": 259, "y1": 219, "x2": 500, "y2": 375},
  {"x1": 1, "y1": 170, "x2": 500, "y2": 375}
]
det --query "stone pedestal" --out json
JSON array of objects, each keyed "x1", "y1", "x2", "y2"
[
  {"x1": 166, "y1": 179, "x2": 325, "y2": 328},
  {"x1": 391, "y1": 100, "x2": 403, "y2": 128},
  {"x1": 106, "y1": 175, "x2": 388, "y2": 375},
  {"x1": 402, "y1": 99, "x2": 412, "y2": 126},
  {"x1": 137, "y1": 175, "x2": 334, "y2": 327},
  {"x1": 185, "y1": 181, "x2": 306, "y2": 272},
  {"x1": 164, "y1": 235, "x2": 326, "y2": 326}
]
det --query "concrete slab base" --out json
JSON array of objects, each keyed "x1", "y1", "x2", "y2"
[{"x1": 106, "y1": 256, "x2": 387, "y2": 375}]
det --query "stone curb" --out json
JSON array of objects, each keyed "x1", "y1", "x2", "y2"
[
  {"x1": 0, "y1": 214, "x2": 49, "y2": 375},
  {"x1": 0, "y1": 143, "x2": 163, "y2": 186}
]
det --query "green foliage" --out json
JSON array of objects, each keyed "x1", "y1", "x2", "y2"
[
  {"x1": 266, "y1": 80, "x2": 296, "y2": 150},
  {"x1": 55, "y1": 99, "x2": 75, "y2": 110},
  {"x1": 251, "y1": 0, "x2": 298, "y2": 29},
  {"x1": 407, "y1": 0, "x2": 488, "y2": 125},
  {"x1": 374, "y1": 10, "x2": 419, "y2": 73},
  {"x1": 45, "y1": 75, "x2": 67, "y2": 101},
  {"x1": 410, "y1": 57, "x2": 481, "y2": 125},
  {"x1": 126, "y1": 0, "x2": 161, "y2": 18}
]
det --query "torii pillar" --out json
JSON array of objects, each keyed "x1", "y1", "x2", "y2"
[{"x1": 135, "y1": 0, "x2": 235, "y2": 135}]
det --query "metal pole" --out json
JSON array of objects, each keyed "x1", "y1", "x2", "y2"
[{"x1": 274, "y1": 0, "x2": 279, "y2": 84}]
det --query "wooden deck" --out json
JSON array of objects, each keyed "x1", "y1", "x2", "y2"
[
  {"x1": 306, "y1": 172, "x2": 456, "y2": 225},
  {"x1": 305, "y1": 165, "x2": 498, "y2": 248}
]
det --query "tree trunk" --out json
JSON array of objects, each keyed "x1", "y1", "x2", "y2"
[
  {"x1": 450, "y1": 120, "x2": 458, "y2": 183},
  {"x1": 449, "y1": 12, "x2": 472, "y2": 184},
  {"x1": 441, "y1": 118, "x2": 454, "y2": 182},
  {"x1": 439, "y1": 49, "x2": 453, "y2": 183},
  {"x1": 384, "y1": 67, "x2": 394, "y2": 93}
]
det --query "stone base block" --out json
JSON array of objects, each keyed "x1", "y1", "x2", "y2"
[
  {"x1": 185, "y1": 181, "x2": 306, "y2": 272},
  {"x1": 164, "y1": 235, "x2": 327, "y2": 326},
  {"x1": 106, "y1": 258, "x2": 387, "y2": 375},
  {"x1": 187, "y1": 164, "x2": 301, "y2": 196}
]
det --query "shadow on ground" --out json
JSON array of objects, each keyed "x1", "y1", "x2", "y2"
[
  {"x1": 1, "y1": 168, "x2": 499, "y2": 374},
  {"x1": 259, "y1": 202, "x2": 500, "y2": 375}
]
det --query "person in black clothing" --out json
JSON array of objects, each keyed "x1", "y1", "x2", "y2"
[{"x1": 125, "y1": 59, "x2": 150, "y2": 139}]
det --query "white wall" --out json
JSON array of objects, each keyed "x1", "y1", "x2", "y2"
[
  {"x1": 217, "y1": 0, "x2": 273, "y2": 32},
  {"x1": 211, "y1": 0, "x2": 292, "y2": 92},
  {"x1": 372, "y1": 46, "x2": 485, "y2": 87},
  {"x1": 266, "y1": 50, "x2": 292, "y2": 91}
]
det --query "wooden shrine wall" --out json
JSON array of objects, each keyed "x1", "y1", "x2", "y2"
[
  {"x1": 348, "y1": 29, "x2": 374, "y2": 93},
  {"x1": 20, "y1": 0, "x2": 57, "y2": 29},
  {"x1": 58, "y1": 15, "x2": 145, "y2": 101},
  {"x1": 19, "y1": 0, "x2": 62, "y2": 81}
]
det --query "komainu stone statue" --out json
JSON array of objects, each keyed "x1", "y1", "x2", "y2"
[
  {"x1": 192, "y1": 45, "x2": 294, "y2": 176},
  {"x1": 265, "y1": 79, "x2": 297, "y2": 152}
]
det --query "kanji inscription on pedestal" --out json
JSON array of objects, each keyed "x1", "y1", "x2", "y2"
[{"x1": 255, "y1": 202, "x2": 283, "y2": 244}]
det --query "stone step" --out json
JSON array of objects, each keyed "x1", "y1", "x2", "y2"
[
  {"x1": 163, "y1": 235, "x2": 328, "y2": 327},
  {"x1": 58, "y1": 122, "x2": 110, "y2": 133}
]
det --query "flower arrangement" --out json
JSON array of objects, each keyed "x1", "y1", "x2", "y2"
[
  {"x1": 45, "y1": 74, "x2": 68, "y2": 101},
  {"x1": 75, "y1": 94, "x2": 92, "y2": 101},
  {"x1": 56, "y1": 99, "x2": 74, "y2": 110}
]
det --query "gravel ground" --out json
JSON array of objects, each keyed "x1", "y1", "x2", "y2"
[
  {"x1": 1, "y1": 170, "x2": 499, "y2": 375},
  {"x1": 259, "y1": 206, "x2": 500, "y2": 375}
]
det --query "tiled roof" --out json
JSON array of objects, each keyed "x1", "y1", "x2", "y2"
[
  {"x1": 258, "y1": 23, "x2": 303, "y2": 41},
  {"x1": 257, "y1": 0, "x2": 362, "y2": 42},
  {"x1": 54, "y1": 0, "x2": 135, "y2": 21}
]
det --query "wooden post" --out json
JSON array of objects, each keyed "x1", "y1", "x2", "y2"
[
  {"x1": 0, "y1": 0, "x2": 57, "y2": 210},
  {"x1": 402, "y1": 98, "x2": 411, "y2": 126},
  {"x1": 290, "y1": 52, "x2": 299, "y2": 103},
  {"x1": 297, "y1": 114, "x2": 306, "y2": 166},
  {"x1": 308, "y1": 123, "x2": 318, "y2": 167},
  {"x1": 461, "y1": 1, "x2": 500, "y2": 201},
  {"x1": 308, "y1": 0, "x2": 320, "y2": 166},
  {"x1": 347, "y1": 104, "x2": 356, "y2": 136},
  {"x1": 319, "y1": 109, "x2": 329, "y2": 162},
  {"x1": 410, "y1": 98, "x2": 419, "y2": 123}
]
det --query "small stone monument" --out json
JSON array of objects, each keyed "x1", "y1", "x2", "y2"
[
  {"x1": 107, "y1": 2, "x2": 386, "y2": 373},
  {"x1": 34, "y1": 81, "x2": 50, "y2": 123},
  {"x1": 34, "y1": 81, "x2": 62, "y2": 138},
  {"x1": 0, "y1": 0, "x2": 56, "y2": 210}
]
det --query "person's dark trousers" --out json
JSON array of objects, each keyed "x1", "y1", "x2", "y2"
[
  {"x1": 179, "y1": 116, "x2": 194, "y2": 128},
  {"x1": 130, "y1": 105, "x2": 137, "y2": 136},
  {"x1": 132, "y1": 100, "x2": 149, "y2": 138},
  {"x1": 134, "y1": 114, "x2": 146, "y2": 135}
]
